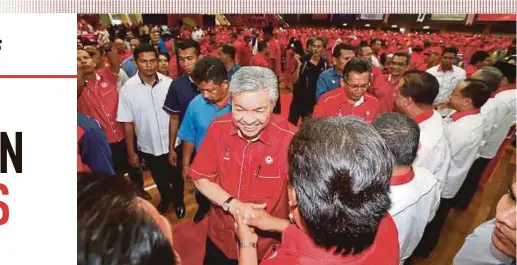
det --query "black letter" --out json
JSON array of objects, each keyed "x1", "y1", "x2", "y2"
[{"x1": 1, "y1": 132, "x2": 22, "y2": 173}]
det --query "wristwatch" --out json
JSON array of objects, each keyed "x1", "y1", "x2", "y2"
[{"x1": 222, "y1": 196, "x2": 234, "y2": 212}]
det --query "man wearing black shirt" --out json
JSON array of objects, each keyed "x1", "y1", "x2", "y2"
[{"x1": 288, "y1": 36, "x2": 328, "y2": 125}]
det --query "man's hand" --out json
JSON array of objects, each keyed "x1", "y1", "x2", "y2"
[
  {"x1": 242, "y1": 208, "x2": 275, "y2": 231},
  {"x1": 168, "y1": 150, "x2": 178, "y2": 166},
  {"x1": 228, "y1": 200, "x2": 267, "y2": 220},
  {"x1": 294, "y1": 54, "x2": 302, "y2": 66},
  {"x1": 97, "y1": 32, "x2": 110, "y2": 50},
  {"x1": 182, "y1": 165, "x2": 190, "y2": 181},
  {"x1": 234, "y1": 209, "x2": 258, "y2": 244},
  {"x1": 128, "y1": 152, "x2": 140, "y2": 168}
]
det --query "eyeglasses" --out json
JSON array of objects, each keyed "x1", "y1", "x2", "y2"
[{"x1": 345, "y1": 80, "x2": 370, "y2": 90}]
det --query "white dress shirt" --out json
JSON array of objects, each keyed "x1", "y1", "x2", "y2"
[
  {"x1": 443, "y1": 110, "x2": 486, "y2": 199},
  {"x1": 413, "y1": 109, "x2": 452, "y2": 194},
  {"x1": 480, "y1": 97, "x2": 511, "y2": 159},
  {"x1": 427, "y1": 65, "x2": 466, "y2": 116},
  {"x1": 481, "y1": 89, "x2": 516, "y2": 159},
  {"x1": 117, "y1": 72, "x2": 173, "y2": 156},
  {"x1": 389, "y1": 166, "x2": 441, "y2": 264}
]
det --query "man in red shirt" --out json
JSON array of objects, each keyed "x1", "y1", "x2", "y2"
[
  {"x1": 314, "y1": 58, "x2": 380, "y2": 122},
  {"x1": 113, "y1": 38, "x2": 132, "y2": 63},
  {"x1": 250, "y1": 41, "x2": 270, "y2": 69},
  {"x1": 230, "y1": 33, "x2": 244, "y2": 65},
  {"x1": 264, "y1": 27, "x2": 283, "y2": 77},
  {"x1": 410, "y1": 41, "x2": 426, "y2": 71},
  {"x1": 370, "y1": 51, "x2": 410, "y2": 113},
  {"x1": 234, "y1": 117, "x2": 400, "y2": 265},
  {"x1": 190, "y1": 66, "x2": 297, "y2": 265},
  {"x1": 239, "y1": 34, "x2": 253, "y2": 66},
  {"x1": 77, "y1": 34, "x2": 150, "y2": 200}
]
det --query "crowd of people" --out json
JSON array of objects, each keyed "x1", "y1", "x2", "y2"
[{"x1": 77, "y1": 16, "x2": 516, "y2": 265}]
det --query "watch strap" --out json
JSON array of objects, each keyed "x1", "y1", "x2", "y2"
[{"x1": 239, "y1": 242, "x2": 257, "y2": 248}]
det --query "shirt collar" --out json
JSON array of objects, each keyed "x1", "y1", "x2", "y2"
[
  {"x1": 331, "y1": 67, "x2": 343, "y2": 78},
  {"x1": 139, "y1": 72, "x2": 160, "y2": 88},
  {"x1": 437, "y1": 64, "x2": 454, "y2": 73},
  {"x1": 412, "y1": 108, "x2": 434, "y2": 124},
  {"x1": 229, "y1": 121, "x2": 272, "y2": 146},
  {"x1": 491, "y1": 84, "x2": 516, "y2": 98},
  {"x1": 390, "y1": 168, "x2": 415, "y2": 186},
  {"x1": 449, "y1": 108, "x2": 481, "y2": 122}
]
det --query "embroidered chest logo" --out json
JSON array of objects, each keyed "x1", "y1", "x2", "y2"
[
  {"x1": 223, "y1": 147, "x2": 230, "y2": 161},
  {"x1": 265, "y1": 156, "x2": 274, "y2": 165},
  {"x1": 101, "y1": 82, "x2": 108, "y2": 88},
  {"x1": 338, "y1": 107, "x2": 342, "y2": 117},
  {"x1": 365, "y1": 110, "x2": 370, "y2": 116}
]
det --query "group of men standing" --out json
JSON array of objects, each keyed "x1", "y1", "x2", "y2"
[{"x1": 77, "y1": 27, "x2": 516, "y2": 265}]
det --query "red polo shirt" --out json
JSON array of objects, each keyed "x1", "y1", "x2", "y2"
[
  {"x1": 189, "y1": 113, "x2": 297, "y2": 260},
  {"x1": 250, "y1": 53, "x2": 270, "y2": 69},
  {"x1": 78, "y1": 68, "x2": 123, "y2": 144},
  {"x1": 465, "y1": 64, "x2": 478, "y2": 78},
  {"x1": 268, "y1": 38, "x2": 283, "y2": 76},
  {"x1": 240, "y1": 43, "x2": 253, "y2": 66},
  {"x1": 260, "y1": 215, "x2": 400, "y2": 265},
  {"x1": 370, "y1": 74, "x2": 401, "y2": 113},
  {"x1": 313, "y1": 88, "x2": 380, "y2": 121}
]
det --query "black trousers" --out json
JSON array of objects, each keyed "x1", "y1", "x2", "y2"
[
  {"x1": 187, "y1": 149, "x2": 210, "y2": 211},
  {"x1": 203, "y1": 236, "x2": 238, "y2": 265},
  {"x1": 288, "y1": 97, "x2": 315, "y2": 125},
  {"x1": 109, "y1": 140, "x2": 144, "y2": 187},
  {"x1": 140, "y1": 152, "x2": 184, "y2": 205},
  {"x1": 452, "y1": 157, "x2": 491, "y2": 209},
  {"x1": 413, "y1": 198, "x2": 452, "y2": 258}
]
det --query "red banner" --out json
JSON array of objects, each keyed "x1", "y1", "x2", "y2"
[{"x1": 477, "y1": 14, "x2": 516, "y2": 21}]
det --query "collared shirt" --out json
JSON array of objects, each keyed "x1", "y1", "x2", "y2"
[
  {"x1": 117, "y1": 72, "x2": 173, "y2": 156},
  {"x1": 189, "y1": 113, "x2": 297, "y2": 260},
  {"x1": 313, "y1": 88, "x2": 380, "y2": 122},
  {"x1": 480, "y1": 95, "x2": 511, "y2": 159},
  {"x1": 77, "y1": 112, "x2": 115, "y2": 175},
  {"x1": 481, "y1": 87, "x2": 516, "y2": 159},
  {"x1": 454, "y1": 219, "x2": 516, "y2": 265},
  {"x1": 412, "y1": 109, "x2": 452, "y2": 194},
  {"x1": 443, "y1": 109, "x2": 486, "y2": 199},
  {"x1": 426, "y1": 65, "x2": 466, "y2": 116},
  {"x1": 178, "y1": 94, "x2": 232, "y2": 151},
  {"x1": 260, "y1": 216, "x2": 400, "y2": 265},
  {"x1": 370, "y1": 74, "x2": 400, "y2": 113},
  {"x1": 388, "y1": 166, "x2": 441, "y2": 264},
  {"x1": 163, "y1": 74, "x2": 200, "y2": 123},
  {"x1": 316, "y1": 67, "x2": 342, "y2": 101},
  {"x1": 78, "y1": 68, "x2": 124, "y2": 144},
  {"x1": 122, "y1": 55, "x2": 137, "y2": 78},
  {"x1": 227, "y1": 63, "x2": 241, "y2": 81},
  {"x1": 465, "y1": 64, "x2": 478, "y2": 78}
]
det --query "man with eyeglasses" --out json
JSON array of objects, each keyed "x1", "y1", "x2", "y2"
[
  {"x1": 370, "y1": 51, "x2": 410, "y2": 113},
  {"x1": 313, "y1": 58, "x2": 380, "y2": 122}
]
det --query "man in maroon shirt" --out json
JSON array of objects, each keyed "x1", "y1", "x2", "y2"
[
  {"x1": 77, "y1": 34, "x2": 150, "y2": 200},
  {"x1": 189, "y1": 66, "x2": 297, "y2": 265}
]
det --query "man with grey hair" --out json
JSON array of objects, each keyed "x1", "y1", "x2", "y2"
[
  {"x1": 189, "y1": 66, "x2": 298, "y2": 265},
  {"x1": 452, "y1": 65, "x2": 511, "y2": 209},
  {"x1": 373, "y1": 112, "x2": 441, "y2": 264}
]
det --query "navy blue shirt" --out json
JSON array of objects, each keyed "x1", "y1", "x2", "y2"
[
  {"x1": 227, "y1": 63, "x2": 241, "y2": 81},
  {"x1": 163, "y1": 74, "x2": 200, "y2": 122},
  {"x1": 78, "y1": 112, "x2": 115, "y2": 175}
]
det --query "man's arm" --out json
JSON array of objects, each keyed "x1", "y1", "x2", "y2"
[
  {"x1": 168, "y1": 114, "x2": 180, "y2": 165},
  {"x1": 123, "y1": 122, "x2": 139, "y2": 168},
  {"x1": 182, "y1": 142, "x2": 195, "y2": 178},
  {"x1": 292, "y1": 54, "x2": 302, "y2": 84}
]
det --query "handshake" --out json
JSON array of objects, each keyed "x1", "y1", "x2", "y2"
[{"x1": 229, "y1": 200, "x2": 290, "y2": 244}]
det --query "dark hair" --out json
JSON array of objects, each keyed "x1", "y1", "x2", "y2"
[
  {"x1": 220, "y1": 44, "x2": 236, "y2": 60},
  {"x1": 312, "y1": 36, "x2": 326, "y2": 46},
  {"x1": 469, "y1": 50, "x2": 490, "y2": 65},
  {"x1": 373, "y1": 113, "x2": 420, "y2": 166},
  {"x1": 392, "y1": 51, "x2": 411, "y2": 65},
  {"x1": 288, "y1": 116, "x2": 392, "y2": 254},
  {"x1": 306, "y1": 38, "x2": 314, "y2": 48},
  {"x1": 370, "y1": 38, "x2": 381, "y2": 46},
  {"x1": 494, "y1": 61, "x2": 516, "y2": 84},
  {"x1": 333, "y1": 43, "x2": 355, "y2": 58},
  {"x1": 77, "y1": 173, "x2": 176, "y2": 265},
  {"x1": 356, "y1": 44, "x2": 371, "y2": 56},
  {"x1": 343, "y1": 58, "x2": 371, "y2": 81},
  {"x1": 134, "y1": 45, "x2": 159, "y2": 61},
  {"x1": 460, "y1": 79, "x2": 491, "y2": 108},
  {"x1": 230, "y1": 33, "x2": 238, "y2": 40},
  {"x1": 191, "y1": 56, "x2": 228, "y2": 85},
  {"x1": 158, "y1": 52, "x2": 170, "y2": 62},
  {"x1": 400, "y1": 70, "x2": 439, "y2": 105},
  {"x1": 177, "y1": 39, "x2": 201, "y2": 55},
  {"x1": 442, "y1": 46, "x2": 459, "y2": 56},
  {"x1": 258, "y1": 40, "x2": 268, "y2": 52}
]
